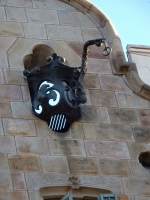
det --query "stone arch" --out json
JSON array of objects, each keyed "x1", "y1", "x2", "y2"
[{"x1": 24, "y1": 44, "x2": 54, "y2": 70}]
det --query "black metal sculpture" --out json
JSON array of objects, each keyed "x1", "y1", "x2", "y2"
[{"x1": 23, "y1": 38, "x2": 111, "y2": 132}]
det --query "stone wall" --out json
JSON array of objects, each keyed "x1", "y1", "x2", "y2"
[{"x1": 0, "y1": 0, "x2": 150, "y2": 200}]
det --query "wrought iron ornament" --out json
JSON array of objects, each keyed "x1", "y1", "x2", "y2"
[{"x1": 23, "y1": 39, "x2": 111, "y2": 132}]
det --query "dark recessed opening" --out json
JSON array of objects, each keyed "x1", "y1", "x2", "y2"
[{"x1": 139, "y1": 151, "x2": 150, "y2": 168}]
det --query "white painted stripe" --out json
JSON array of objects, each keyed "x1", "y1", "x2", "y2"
[
  {"x1": 51, "y1": 115, "x2": 56, "y2": 130},
  {"x1": 54, "y1": 115, "x2": 59, "y2": 131},
  {"x1": 60, "y1": 115, "x2": 64, "y2": 130},
  {"x1": 63, "y1": 118, "x2": 66, "y2": 129},
  {"x1": 49, "y1": 116, "x2": 53, "y2": 128},
  {"x1": 57, "y1": 114, "x2": 62, "y2": 130}
]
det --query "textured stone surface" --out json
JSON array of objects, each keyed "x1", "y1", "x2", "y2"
[
  {"x1": 80, "y1": 105, "x2": 102, "y2": 122},
  {"x1": 82, "y1": 122, "x2": 96, "y2": 140},
  {"x1": 0, "y1": 102, "x2": 12, "y2": 118},
  {"x1": 0, "y1": 153, "x2": 9, "y2": 170},
  {"x1": 135, "y1": 197, "x2": 150, "y2": 200},
  {"x1": 0, "y1": 191, "x2": 29, "y2": 200},
  {"x1": 99, "y1": 75, "x2": 130, "y2": 91},
  {"x1": 26, "y1": 9, "x2": 59, "y2": 24},
  {"x1": 139, "y1": 110, "x2": 150, "y2": 126},
  {"x1": 24, "y1": 23, "x2": 47, "y2": 39},
  {"x1": 1, "y1": 0, "x2": 32, "y2": 7},
  {"x1": 10, "y1": 102, "x2": 37, "y2": 119},
  {"x1": 128, "y1": 142, "x2": 147, "y2": 159},
  {"x1": 99, "y1": 158, "x2": 130, "y2": 176},
  {"x1": 123, "y1": 178, "x2": 150, "y2": 196},
  {"x1": 109, "y1": 108, "x2": 140, "y2": 125},
  {"x1": 32, "y1": 0, "x2": 66, "y2": 10},
  {"x1": 82, "y1": 74, "x2": 100, "y2": 89},
  {"x1": 46, "y1": 25, "x2": 83, "y2": 41},
  {"x1": 87, "y1": 58, "x2": 112, "y2": 74},
  {"x1": 3, "y1": 118, "x2": 36, "y2": 136},
  {"x1": 70, "y1": 122, "x2": 84, "y2": 139},
  {"x1": 49, "y1": 139, "x2": 86, "y2": 156},
  {"x1": 11, "y1": 172, "x2": 27, "y2": 190},
  {"x1": 85, "y1": 141, "x2": 130, "y2": 158},
  {"x1": 4, "y1": 69, "x2": 27, "y2": 85},
  {"x1": 133, "y1": 126, "x2": 150, "y2": 142},
  {"x1": 0, "y1": 6, "x2": 6, "y2": 21},
  {"x1": 81, "y1": 27, "x2": 103, "y2": 41},
  {"x1": 0, "y1": 51, "x2": 9, "y2": 68},
  {"x1": 94, "y1": 124, "x2": 134, "y2": 142},
  {"x1": 58, "y1": 11, "x2": 96, "y2": 27},
  {"x1": 0, "y1": 119, "x2": 4, "y2": 135},
  {"x1": 0, "y1": 170, "x2": 12, "y2": 190},
  {"x1": 15, "y1": 137, "x2": 49, "y2": 155},
  {"x1": 89, "y1": 90, "x2": 118, "y2": 107},
  {"x1": 0, "y1": 22, "x2": 24, "y2": 37},
  {"x1": 129, "y1": 160, "x2": 150, "y2": 178},
  {"x1": 84, "y1": 89, "x2": 92, "y2": 105},
  {"x1": 0, "y1": 85, "x2": 22, "y2": 101},
  {"x1": 68, "y1": 157, "x2": 99, "y2": 174},
  {"x1": 21, "y1": 86, "x2": 30, "y2": 101},
  {"x1": 5, "y1": 7, "x2": 27, "y2": 22},
  {"x1": 100, "y1": 107, "x2": 111, "y2": 123},
  {"x1": 0, "y1": 37, "x2": 16, "y2": 52},
  {"x1": 0, "y1": 69, "x2": 4, "y2": 84},
  {"x1": 9, "y1": 155, "x2": 42, "y2": 172},
  {"x1": 41, "y1": 156, "x2": 69, "y2": 174},
  {"x1": 0, "y1": 136, "x2": 16, "y2": 153},
  {"x1": 116, "y1": 92, "x2": 149, "y2": 109}
]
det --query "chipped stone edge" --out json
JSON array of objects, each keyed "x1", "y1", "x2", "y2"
[{"x1": 60, "y1": 0, "x2": 150, "y2": 100}]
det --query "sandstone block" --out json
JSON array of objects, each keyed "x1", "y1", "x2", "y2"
[
  {"x1": 82, "y1": 122, "x2": 96, "y2": 140},
  {"x1": 0, "y1": 136, "x2": 16, "y2": 153},
  {"x1": 80, "y1": 105, "x2": 102, "y2": 122},
  {"x1": 48, "y1": 139, "x2": 86, "y2": 156},
  {"x1": 10, "y1": 102, "x2": 37, "y2": 119},
  {"x1": 0, "y1": 119, "x2": 4, "y2": 135},
  {"x1": 132, "y1": 126, "x2": 150, "y2": 142},
  {"x1": 3, "y1": 118, "x2": 36, "y2": 136},
  {"x1": 5, "y1": 7, "x2": 27, "y2": 22},
  {"x1": 15, "y1": 136, "x2": 49, "y2": 155},
  {"x1": 135, "y1": 197, "x2": 150, "y2": 200},
  {"x1": 58, "y1": 11, "x2": 96, "y2": 27},
  {"x1": 4, "y1": 69, "x2": 27, "y2": 85},
  {"x1": 46, "y1": 25, "x2": 83, "y2": 41},
  {"x1": 24, "y1": 23, "x2": 47, "y2": 39},
  {"x1": 0, "y1": 85, "x2": 22, "y2": 101},
  {"x1": 71, "y1": 122, "x2": 84, "y2": 139},
  {"x1": 85, "y1": 141, "x2": 130, "y2": 158},
  {"x1": 0, "y1": 51, "x2": 9, "y2": 68},
  {"x1": 99, "y1": 75, "x2": 130, "y2": 91},
  {"x1": 32, "y1": 0, "x2": 66, "y2": 10},
  {"x1": 0, "y1": 170, "x2": 12, "y2": 190},
  {"x1": 1, "y1": 0, "x2": 32, "y2": 7},
  {"x1": 0, "y1": 37, "x2": 16, "y2": 52},
  {"x1": 109, "y1": 108, "x2": 140, "y2": 125},
  {"x1": 99, "y1": 107, "x2": 111, "y2": 123},
  {"x1": 11, "y1": 172, "x2": 27, "y2": 190},
  {"x1": 0, "y1": 153, "x2": 9, "y2": 170},
  {"x1": 129, "y1": 160, "x2": 150, "y2": 178},
  {"x1": 68, "y1": 157, "x2": 99, "y2": 174},
  {"x1": 123, "y1": 178, "x2": 150, "y2": 196},
  {"x1": 0, "y1": 191, "x2": 29, "y2": 200},
  {"x1": 9, "y1": 155, "x2": 42, "y2": 172},
  {"x1": 94, "y1": 124, "x2": 134, "y2": 142},
  {"x1": 0, "y1": 69, "x2": 4, "y2": 84},
  {"x1": 87, "y1": 58, "x2": 112, "y2": 74},
  {"x1": 0, "y1": 102, "x2": 12, "y2": 118},
  {"x1": 116, "y1": 92, "x2": 149, "y2": 109},
  {"x1": 29, "y1": 191, "x2": 42, "y2": 200},
  {"x1": 81, "y1": 27, "x2": 103, "y2": 41},
  {"x1": 128, "y1": 142, "x2": 147, "y2": 159},
  {"x1": 0, "y1": 6, "x2": 6, "y2": 21},
  {"x1": 0, "y1": 22, "x2": 24, "y2": 37},
  {"x1": 82, "y1": 74, "x2": 100, "y2": 89},
  {"x1": 84, "y1": 89, "x2": 92, "y2": 105},
  {"x1": 89, "y1": 90, "x2": 117, "y2": 107},
  {"x1": 99, "y1": 158, "x2": 130, "y2": 176},
  {"x1": 26, "y1": 9, "x2": 59, "y2": 24},
  {"x1": 21, "y1": 86, "x2": 30, "y2": 101},
  {"x1": 139, "y1": 110, "x2": 150, "y2": 126},
  {"x1": 118, "y1": 195, "x2": 130, "y2": 200},
  {"x1": 41, "y1": 155, "x2": 69, "y2": 174}
]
